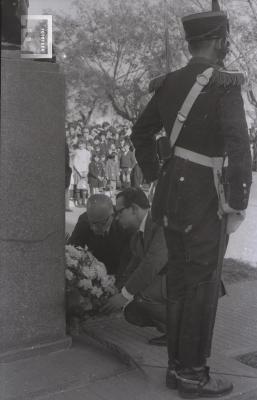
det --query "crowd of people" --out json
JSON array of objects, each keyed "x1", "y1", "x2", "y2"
[{"x1": 65, "y1": 120, "x2": 144, "y2": 209}]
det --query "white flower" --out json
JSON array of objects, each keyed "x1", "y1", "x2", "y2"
[
  {"x1": 81, "y1": 266, "x2": 91, "y2": 278},
  {"x1": 65, "y1": 269, "x2": 74, "y2": 281},
  {"x1": 78, "y1": 279, "x2": 93, "y2": 291},
  {"x1": 91, "y1": 286, "x2": 103, "y2": 298},
  {"x1": 105, "y1": 286, "x2": 117, "y2": 295},
  {"x1": 88, "y1": 267, "x2": 98, "y2": 280},
  {"x1": 101, "y1": 275, "x2": 115, "y2": 288},
  {"x1": 66, "y1": 254, "x2": 78, "y2": 268},
  {"x1": 91, "y1": 262, "x2": 107, "y2": 280},
  {"x1": 65, "y1": 245, "x2": 82, "y2": 259}
]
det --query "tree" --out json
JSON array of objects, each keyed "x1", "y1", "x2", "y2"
[
  {"x1": 52, "y1": 0, "x2": 257, "y2": 124},
  {"x1": 53, "y1": 0, "x2": 187, "y2": 123}
]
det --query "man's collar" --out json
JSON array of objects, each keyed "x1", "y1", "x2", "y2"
[
  {"x1": 188, "y1": 56, "x2": 219, "y2": 68},
  {"x1": 139, "y1": 211, "x2": 148, "y2": 234}
]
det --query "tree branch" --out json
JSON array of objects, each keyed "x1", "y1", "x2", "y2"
[{"x1": 107, "y1": 93, "x2": 133, "y2": 122}]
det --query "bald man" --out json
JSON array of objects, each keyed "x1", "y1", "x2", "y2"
[{"x1": 68, "y1": 194, "x2": 132, "y2": 276}]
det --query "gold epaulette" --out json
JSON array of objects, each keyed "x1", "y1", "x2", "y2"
[
  {"x1": 210, "y1": 68, "x2": 246, "y2": 87},
  {"x1": 149, "y1": 74, "x2": 167, "y2": 93}
]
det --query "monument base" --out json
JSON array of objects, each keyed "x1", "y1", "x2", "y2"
[{"x1": 0, "y1": 50, "x2": 68, "y2": 361}]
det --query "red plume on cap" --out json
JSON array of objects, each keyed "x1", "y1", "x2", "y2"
[{"x1": 212, "y1": 0, "x2": 221, "y2": 11}]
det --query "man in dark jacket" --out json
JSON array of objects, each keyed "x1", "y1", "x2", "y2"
[
  {"x1": 131, "y1": 1, "x2": 252, "y2": 397},
  {"x1": 101, "y1": 188, "x2": 168, "y2": 345},
  {"x1": 68, "y1": 194, "x2": 131, "y2": 277}
]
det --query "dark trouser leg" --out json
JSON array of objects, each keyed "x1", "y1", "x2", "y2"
[
  {"x1": 75, "y1": 189, "x2": 82, "y2": 206},
  {"x1": 81, "y1": 189, "x2": 87, "y2": 207},
  {"x1": 73, "y1": 184, "x2": 78, "y2": 206},
  {"x1": 164, "y1": 218, "x2": 233, "y2": 397},
  {"x1": 124, "y1": 275, "x2": 166, "y2": 332},
  {"x1": 125, "y1": 297, "x2": 166, "y2": 331},
  {"x1": 165, "y1": 229, "x2": 186, "y2": 388}
]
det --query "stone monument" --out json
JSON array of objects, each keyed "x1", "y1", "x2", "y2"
[{"x1": 0, "y1": 0, "x2": 71, "y2": 361}]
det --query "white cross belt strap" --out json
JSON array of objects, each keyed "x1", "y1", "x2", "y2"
[{"x1": 169, "y1": 67, "x2": 214, "y2": 148}]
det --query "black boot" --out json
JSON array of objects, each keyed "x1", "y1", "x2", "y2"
[
  {"x1": 166, "y1": 300, "x2": 183, "y2": 390},
  {"x1": 176, "y1": 282, "x2": 233, "y2": 398},
  {"x1": 177, "y1": 366, "x2": 233, "y2": 399}
]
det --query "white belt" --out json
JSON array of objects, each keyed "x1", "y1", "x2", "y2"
[
  {"x1": 173, "y1": 146, "x2": 228, "y2": 208},
  {"x1": 174, "y1": 146, "x2": 225, "y2": 169}
]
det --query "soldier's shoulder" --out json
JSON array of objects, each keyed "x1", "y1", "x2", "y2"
[
  {"x1": 149, "y1": 74, "x2": 167, "y2": 93},
  {"x1": 210, "y1": 68, "x2": 246, "y2": 88},
  {"x1": 149, "y1": 70, "x2": 179, "y2": 93}
]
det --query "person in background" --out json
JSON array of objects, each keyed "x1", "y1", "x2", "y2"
[
  {"x1": 88, "y1": 154, "x2": 106, "y2": 196},
  {"x1": 130, "y1": 162, "x2": 144, "y2": 189},
  {"x1": 119, "y1": 144, "x2": 136, "y2": 188},
  {"x1": 105, "y1": 152, "x2": 120, "y2": 199},
  {"x1": 72, "y1": 141, "x2": 91, "y2": 207},
  {"x1": 99, "y1": 133, "x2": 109, "y2": 157},
  {"x1": 129, "y1": 146, "x2": 143, "y2": 189},
  {"x1": 65, "y1": 141, "x2": 72, "y2": 212}
]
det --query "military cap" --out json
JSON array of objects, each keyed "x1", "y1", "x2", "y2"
[{"x1": 182, "y1": 0, "x2": 229, "y2": 42}]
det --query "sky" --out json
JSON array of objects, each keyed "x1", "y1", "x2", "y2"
[{"x1": 28, "y1": 0, "x2": 75, "y2": 15}]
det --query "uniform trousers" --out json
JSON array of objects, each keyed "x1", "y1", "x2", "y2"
[{"x1": 164, "y1": 211, "x2": 224, "y2": 368}]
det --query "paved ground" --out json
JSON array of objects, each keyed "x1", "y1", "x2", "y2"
[
  {"x1": 83, "y1": 280, "x2": 257, "y2": 399},
  {"x1": 2, "y1": 175, "x2": 256, "y2": 400},
  {"x1": 2, "y1": 280, "x2": 257, "y2": 399},
  {"x1": 225, "y1": 173, "x2": 257, "y2": 267}
]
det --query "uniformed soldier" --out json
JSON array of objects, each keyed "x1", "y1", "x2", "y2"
[{"x1": 131, "y1": 0, "x2": 252, "y2": 398}]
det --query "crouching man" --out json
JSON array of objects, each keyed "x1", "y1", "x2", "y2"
[{"x1": 101, "y1": 188, "x2": 168, "y2": 346}]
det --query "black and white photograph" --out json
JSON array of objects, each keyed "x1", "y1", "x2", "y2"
[{"x1": 1, "y1": 0, "x2": 257, "y2": 399}]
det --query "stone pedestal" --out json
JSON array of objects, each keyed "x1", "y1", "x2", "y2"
[{"x1": 0, "y1": 50, "x2": 71, "y2": 362}]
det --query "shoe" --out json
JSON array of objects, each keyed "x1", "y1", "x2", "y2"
[
  {"x1": 148, "y1": 334, "x2": 167, "y2": 347},
  {"x1": 166, "y1": 367, "x2": 178, "y2": 390},
  {"x1": 177, "y1": 367, "x2": 233, "y2": 398}
]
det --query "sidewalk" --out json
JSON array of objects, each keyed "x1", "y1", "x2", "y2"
[
  {"x1": 1, "y1": 280, "x2": 257, "y2": 400},
  {"x1": 6, "y1": 175, "x2": 255, "y2": 399},
  {"x1": 226, "y1": 172, "x2": 257, "y2": 266}
]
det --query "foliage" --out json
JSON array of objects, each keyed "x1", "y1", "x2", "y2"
[
  {"x1": 52, "y1": 0, "x2": 186, "y2": 122},
  {"x1": 51, "y1": 0, "x2": 257, "y2": 123}
]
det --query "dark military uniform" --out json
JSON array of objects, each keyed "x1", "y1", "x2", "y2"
[
  {"x1": 131, "y1": 1, "x2": 252, "y2": 397},
  {"x1": 132, "y1": 58, "x2": 252, "y2": 227}
]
